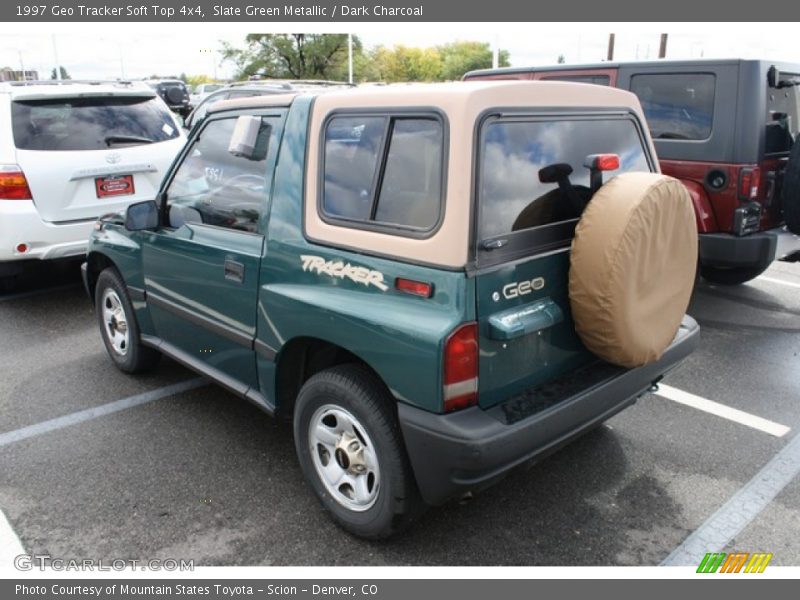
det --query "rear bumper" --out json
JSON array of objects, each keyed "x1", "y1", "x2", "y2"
[
  {"x1": 698, "y1": 230, "x2": 778, "y2": 270},
  {"x1": 0, "y1": 200, "x2": 94, "y2": 263},
  {"x1": 398, "y1": 316, "x2": 700, "y2": 506}
]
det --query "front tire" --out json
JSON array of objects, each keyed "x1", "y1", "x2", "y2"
[
  {"x1": 700, "y1": 264, "x2": 768, "y2": 285},
  {"x1": 95, "y1": 268, "x2": 160, "y2": 373},
  {"x1": 293, "y1": 364, "x2": 424, "y2": 539}
]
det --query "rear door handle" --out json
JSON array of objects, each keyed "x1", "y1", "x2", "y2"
[
  {"x1": 224, "y1": 259, "x2": 245, "y2": 283},
  {"x1": 487, "y1": 298, "x2": 564, "y2": 340}
]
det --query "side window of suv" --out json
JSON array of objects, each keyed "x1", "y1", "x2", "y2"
[
  {"x1": 165, "y1": 116, "x2": 275, "y2": 233},
  {"x1": 322, "y1": 114, "x2": 445, "y2": 234},
  {"x1": 630, "y1": 73, "x2": 715, "y2": 140}
]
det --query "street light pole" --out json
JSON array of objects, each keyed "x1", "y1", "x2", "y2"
[
  {"x1": 119, "y1": 43, "x2": 126, "y2": 79},
  {"x1": 348, "y1": 34, "x2": 353, "y2": 85}
]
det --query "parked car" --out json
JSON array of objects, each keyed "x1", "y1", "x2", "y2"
[
  {"x1": 0, "y1": 79, "x2": 186, "y2": 283},
  {"x1": 189, "y1": 82, "x2": 224, "y2": 107},
  {"x1": 146, "y1": 79, "x2": 192, "y2": 118},
  {"x1": 183, "y1": 81, "x2": 295, "y2": 130},
  {"x1": 82, "y1": 82, "x2": 699, "y2": 538},
  {"x1": 465, "y1": 59, "x2": 800, "y2": 284}
]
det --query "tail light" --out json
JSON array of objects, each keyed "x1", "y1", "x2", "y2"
[
  {"x1": 0, "y1": 165, "x2": 33, "y2": 200},
  {"x1": 738, "y1": 167, "x2": 760, "y2": 201},
  {"x1": 443, "y1": 322, "x2": 479, "y2": 412}
]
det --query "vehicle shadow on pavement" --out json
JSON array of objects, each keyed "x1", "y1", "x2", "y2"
[
  {"x1": 367, "y1": 426, "x2": 683, "y2": 566},
  {"x1": 0, "y1": 259, "x2": 84, "y2": 300}
]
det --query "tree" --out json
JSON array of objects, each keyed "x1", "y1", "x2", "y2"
[
  {"x1": 387, "y1": 45, "x2": 443, "y2": 82},
  {"x1": 221, "y1": 34, "x2": 512, "y2": 83},
  {"x1": 186, "y1": 74, "x2": 215, "y2": 88},
  {"x1": 50, "y1": 66, "x2": 71, "y2": 80},
  {"x1": 557, "y1": 54, "x2": 566, "y2": 64},
  {"x1": 438, "y1": 41, "x2": 510, "y2": 81},
  {"x1": 221, "y1": 34, "x2": 359, "y2": 80}
]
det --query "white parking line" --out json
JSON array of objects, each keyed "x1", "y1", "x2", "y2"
[
  {"x1": 662, "y1": 430, "x2": 800, "y2": 565},
  {"x1": 758, "y1": 275, "x2": 800, "y2": 289},
  {"x1": 655, "y1": 384, "x2": 791, "y2": 438},
  {"x1": 0, "y1": 509, "x2": 25, "y2": 568},
  {"x1": 0, "y1": 378, "x2": 206, "y2": 448}
]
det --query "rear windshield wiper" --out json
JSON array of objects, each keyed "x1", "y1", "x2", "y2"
[
  {"x1": 104, "y1": 135, "x2": 156, "y2": 147},
  {"x1": 654, "y1": 132, "x2": 691, "y2": 140}
]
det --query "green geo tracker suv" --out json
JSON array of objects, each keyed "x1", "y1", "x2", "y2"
[{"x1": 83, "y1": 81, "x2": 700, "y2": 538}]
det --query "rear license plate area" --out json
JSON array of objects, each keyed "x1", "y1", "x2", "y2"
[{"x1": 95, "y1": 175, "x2": 134, "y2": 198}]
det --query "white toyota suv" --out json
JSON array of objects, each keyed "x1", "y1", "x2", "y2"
[{"x1": 0, "y1": 80, "x2": 185, "y2": 282}]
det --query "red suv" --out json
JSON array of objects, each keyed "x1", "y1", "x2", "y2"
[{"x1": 465, "y1": 59, "x2": 800, "y2": 284}]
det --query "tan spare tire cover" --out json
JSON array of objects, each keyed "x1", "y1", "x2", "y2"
[{"x1": 569, "y1": 172, "x2": 697, "y2": 368}]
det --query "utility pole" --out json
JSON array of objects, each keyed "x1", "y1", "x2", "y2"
[
  {"x1": 607, "y1": 33, "x2": 615, "y2": 61},
  {"x1": 659, "y1": 34, "x2": 668, "y2": 59},
  {"x1": 52, "y1": 34, "x2": 61, "y2": 80},
  {"x1": 492, "y1": 34, "x2": 499, "y2": 69}
]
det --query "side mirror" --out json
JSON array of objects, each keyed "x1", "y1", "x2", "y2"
[
  {"x1": 124, "y1": 200, "x2": 159, "y2": 231},
  {"x1": 228, "y1": 115, "x2": 270, "y2": 161}
]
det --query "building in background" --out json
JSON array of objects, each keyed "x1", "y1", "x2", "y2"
[{"x1": 0, "y1": 68, "x2": 39, "y2": 81}]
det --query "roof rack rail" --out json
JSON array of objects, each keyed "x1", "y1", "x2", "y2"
[
  {"x1": 228, "y1": 80, "x2": 294, "y2": 89},
  {"x1": 2, "y1": 79, "x2": 139, "y2": 87}
]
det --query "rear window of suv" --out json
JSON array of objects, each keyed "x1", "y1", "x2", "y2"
[
  {"x1": 629, "y1": 73, "x2": 715, "y2": 140},
  {"x1": 11, "y1": 96, "x2": 180, "y2": 151},
  {"x1": 479, "y1": 116, "x2": 651, "y2": 241}
]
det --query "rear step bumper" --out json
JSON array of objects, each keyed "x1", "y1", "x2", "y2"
[
  {"x1": 698, "y1": 230, "x2": 777, "y2": 270},
  {"x1": 398, "y1": 316, "x2": 700, "y2": 506}
]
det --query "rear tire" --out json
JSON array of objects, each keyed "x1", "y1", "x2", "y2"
[
  {"x1": 95, "y1": 268, "x2": 160, "y2": 373},
  {"x1": 783, "y1": 136, "x2": 800, "y2": 234},
  {"x1": 293, "y1": 364, "x2": 424, "y2": 539},
  {"x1": 700, "y1": 264, "x2": 768, "y2": 285}
]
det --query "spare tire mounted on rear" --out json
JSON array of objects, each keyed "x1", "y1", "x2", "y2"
[
  {"x1": 569, "y1": 173, "x2": 697, "y2": 368},
  {"x1": 782, "y1": 135, "x2": 800, "y2": 235}
]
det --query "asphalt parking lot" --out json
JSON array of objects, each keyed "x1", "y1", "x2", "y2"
[{"x1": 1, "y1": 259, "x2": 799, "y2": 567}]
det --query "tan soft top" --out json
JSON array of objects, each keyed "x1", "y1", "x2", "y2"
[
  {"x1": 213, "y1": 81, "x2": 654, "y2": 269},
  {"x1": 207, "y1": 92, "x2": 298, "y2": 114},
  {"x1": 214, "y1": 80, "x2": 643, "y2": 113}
]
